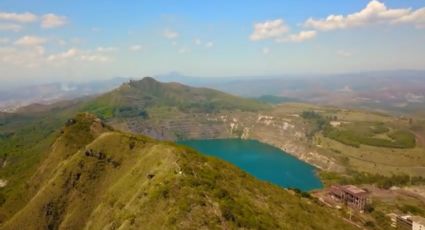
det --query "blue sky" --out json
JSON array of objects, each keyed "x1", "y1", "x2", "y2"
[{"x1": 0, "y1": 0, "x2": 424, "y2": 83}]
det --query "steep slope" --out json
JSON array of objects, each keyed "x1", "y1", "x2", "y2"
[
  {"x1": 2, "y1": 114, "x2": 355, "y2": 230},
  {"x1": 0, "y1": 102, "x2": 95, "y2": 219}
]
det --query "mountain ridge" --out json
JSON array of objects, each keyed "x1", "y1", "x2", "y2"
[{"x1": 1, "y1": 113, "x2": 355, "y2": 229}]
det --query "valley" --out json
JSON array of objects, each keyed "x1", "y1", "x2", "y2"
[
  {"x1": 0, "y1": 78, "x2": 425, "y2": 229},
  {"x1": 108, "y1": 94, "x2": 425, "y2": 177}
]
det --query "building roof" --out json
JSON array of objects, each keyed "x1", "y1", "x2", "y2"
[{"x1": 341, "y1": 185, "x2": 367, "y2": 195}]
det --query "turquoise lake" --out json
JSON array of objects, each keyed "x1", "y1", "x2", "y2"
[{"x1": 178, "y1": 139, "x2": 323, "y2": 191}]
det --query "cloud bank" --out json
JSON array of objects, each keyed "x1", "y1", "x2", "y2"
[
  {"x1": 0, "y1": 11, "x2": 68, "y2": 30},
  {"x1": 304, "y1": 0, "x2": 425, "y2": 30}
]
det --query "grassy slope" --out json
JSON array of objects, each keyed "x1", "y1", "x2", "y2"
[
  {"x1": 0, "y1": 100, "x2": 90, "y2": 217},
  {"x1": 323, "y1": 121, "x2": 416, "y2": 149},
  {"x1": 0, "y1": 113, "x2": 72, "y2": 219},
  {"x1": 81, "y1": 77, "x2": 269, "y2": 119},
  {"x1": 273, "y1": 103, "x2": 425, "y2": 176},
  {"x1": 2, "y1": 114, "x2": 354, "y2": 230}
]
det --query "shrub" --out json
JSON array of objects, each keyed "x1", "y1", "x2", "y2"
[
  {"x1": 335, "y1": 171, "x2": 425, "y2": 189},
  {"x1": 0, "y1": 193, "x2": 6, "y2": 206},
  {"x1": 301, "y1": 111, "x2": 330, "y2": 139}
]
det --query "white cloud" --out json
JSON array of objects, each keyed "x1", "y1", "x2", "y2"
[
  {"x1": 163, "y1": 29, "x2": 179, "y2": 39},
  {"x1": 250, "y1": 19, "x2": 289, "y2": 41},
  {"x1": 47, "y1": 48, "x2": 78, "y2": 61},
  {"x1": 337, "y1": 50, "x2": 353, "y2": 57},
  {"x1": 129, "y1": 45, "x2": 143, "y2": 52},
  {"x1": 262, "y1": 47, "x2": 270, "y2": 55},
  {"x1": 0, "y1": 23, "x2": 22, "y2": 32},
  {"x1": 47, "y1": 48, "x2": 110, "y2": 63},
  {"x1": 0, "y1": 45, "x2": 46, "y2": 68},
  {"x1": 0, "y1": 12, "x2": 68, "y2": 31},
  {"x1": 396, "y1": 8, "x2": 425, "y2": 27},
  {"x1": 304, "y1": 0, "x2": 425, "y2": 31},
  {"x1": 34, "y1": 46, "x2": 46, "y2": 55},
  {"x1": 97, "y1": 46, "x2": 118, "y2": 52},
  {"x1": 58, "y1": 39, "x2": 67, "y2": 46},
  {"x1": 178, "y1": 47, "x2": 189, "y2": 54},
  {"x1": 194, "y1": 38, "x2": 202, "y2": 45},
  {"x1": 1, "y1": 45, "x2": 110, "y2": 70},
  {"x1": 14, "y1": 36, "x2": 47, "y2": 46},
  {"x1": 193, "y1": 39, "x2": 214, "y2": 48},
  {"x1": 250, "y1": 19, "x2": 316, "y2": 43},
  {"x1": 80, "y1": 54, "x2": 109, "y2": 62},
  {"x1": 277, "y1": 30, "x2": 317, "y2": 43},
  {"x1": 0, "y1": 12, "x2": 38, "y2": 23},
  {"x1": 41, "y1": 14, "x2": 67, "y2": 29},
  {"x1": 205, "y1": 41, "x2": 214, "y2": 48}
]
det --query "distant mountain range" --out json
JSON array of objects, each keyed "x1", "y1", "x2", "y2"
[
  {"x1": 0, "y1": 77, "x2": 130, "y2": 112},
  {"x1": 2, "y1": 70, "x2": 425, "y2": 115},
  {"x1": 155, "y1": 70, "x2": 425, "y2": 116}
]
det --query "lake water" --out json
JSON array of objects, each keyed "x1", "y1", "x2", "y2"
[{"x1": 178, "y1": 139, "x2": 323, "y2": 191}]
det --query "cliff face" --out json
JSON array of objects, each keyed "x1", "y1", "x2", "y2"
[
  {"x1": 2, "y1": 114, "x2": 354, "y2": 230},
  {"x1": 122, "y1": 111, "x2": 342, "y2": 172}
]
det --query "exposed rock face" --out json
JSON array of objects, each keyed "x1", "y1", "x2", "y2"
[{"x1": 123, "y1": 111, "x2": 343, "y2": 172}]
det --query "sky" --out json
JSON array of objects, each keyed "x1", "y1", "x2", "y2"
[{"x1": 0, "y1": 0, "x2": 425, "y2": 84}]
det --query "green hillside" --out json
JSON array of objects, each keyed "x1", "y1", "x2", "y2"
[
  {"x1": 81, "y1": 77, "x2": 269, "y2": 119},
  {"x1": 1, "y1": 113, "x2": 354, "y2": 230}
]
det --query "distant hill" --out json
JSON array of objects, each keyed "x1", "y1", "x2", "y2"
[
  {"x1": 81, "y1": 77, "x2": 269, "y2": 119},
  {"x1": 1, "y1": 113, "x2": 354, "y2": 229}
]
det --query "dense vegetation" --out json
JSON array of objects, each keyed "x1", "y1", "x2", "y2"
[{"x1": 301, "y1": 111, "x2": 329, "y2": 139}]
